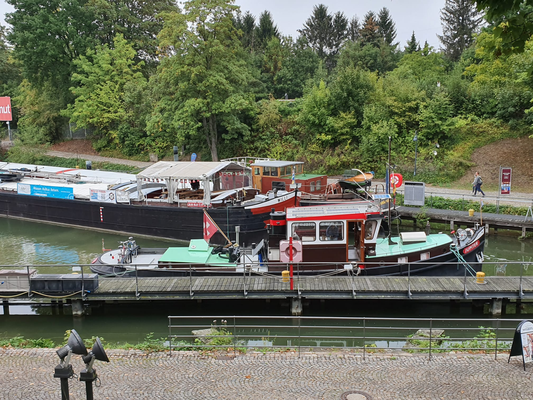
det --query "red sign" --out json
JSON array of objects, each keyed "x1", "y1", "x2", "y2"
[
  {"x1": 0, "y1": 97, "x2": 12, "y2": 121},
  {"x1": 203, "y1": 211, "x2": 218, "y2": 241},
  {"x1": 500, "y1": 167, "x2": 512, "y2": 195},
  {"x1": 390, "y1": 173, "x2": 403, "y2": 188},
  {"x1": 463, "y1": 240, "x2": 480, "y2": 255}
]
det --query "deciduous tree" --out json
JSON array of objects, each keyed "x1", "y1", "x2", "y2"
[{"x1": 150, "y1": 0, "x2": 255, "y2": 161}]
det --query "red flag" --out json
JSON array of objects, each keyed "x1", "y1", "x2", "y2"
[{"x1": 203, "y1": 211, "x2": 218, "y2": 241}]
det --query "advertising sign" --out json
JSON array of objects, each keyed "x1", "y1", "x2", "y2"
[
  {"x1": 500, "y1": 167, "x2": 512, "y2": 195},
  {"x1": 509, "y1": 320, "x2": 533, "y2": 370},
  {"x1": 0, "y1": 97, "x2": 12, "y2": 121},
  {"x1": 17, "y1": 183, "x2": 74, "y2": 199},
  {"x1": 90, "y1": 189, "x2": 117, "y2": 204}
]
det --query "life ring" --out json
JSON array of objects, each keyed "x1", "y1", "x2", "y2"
[{"x1": 280, "y1": 240, "x2": 303, "y2": 263}]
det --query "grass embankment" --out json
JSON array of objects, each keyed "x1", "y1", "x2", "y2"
[{"x1": 0, "y1": 326, "x2": 510, "y2": 354}]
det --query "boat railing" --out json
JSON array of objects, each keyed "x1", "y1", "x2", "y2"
[{"x1": 167, "y1": 314, "x2": 520, "y2": 359}]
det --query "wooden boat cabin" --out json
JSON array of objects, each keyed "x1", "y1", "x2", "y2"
[
  {"x1": 250, "y1": 160, "x2": 327, "y2": 195},
  {"x1": 267, "y1": 202, "x2": 384, "y2": 266}
]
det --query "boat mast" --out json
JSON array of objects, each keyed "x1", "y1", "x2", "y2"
[{"x1": 387, "y1": 136, "x2": 396, "y2": 245}]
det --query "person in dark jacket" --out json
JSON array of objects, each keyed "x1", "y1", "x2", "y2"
[{"x1": 472, "y1": 172, "x2": 485, "y2": 197}]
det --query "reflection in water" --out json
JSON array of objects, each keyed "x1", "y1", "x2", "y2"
[
  {"x1": 0, "y1": 217, "x2": 179, "y2": 265},
  {"x1": 1, "y1": 218, "x2": 532, "y2": 343}
]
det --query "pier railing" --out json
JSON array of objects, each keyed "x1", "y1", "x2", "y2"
[
  {"x1": 2, "y1": 261, "x2": 533, "y2": 301},
  {"x1": 167, "y1": 315, "x2": 522, "y2": 360}
]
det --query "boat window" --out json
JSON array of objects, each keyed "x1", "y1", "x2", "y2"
[
  {"x1": 264, "y1": 166, "x2": 278, "y2": 177},
  {"x1": 316, "y1": 180, "x2": 321, "y2": 191},
  {"x1": 365, "y1": 221, "x2": 377, "y2": 239},
  {"x1": 310, "y1": 182, "x2": 315, "y2": 192},
  {"x1": 254, "y1": 167, "x2": 261, "y2": 176},
  {"x1": 319, "y1": 222, "x2": 343, "y2": 241},
  {"x1": 296, "y1": 165, "x2": 303, "y2": 174},
  {"x1": 292, "y1": 222, "x2": 316, "y2": 242},
  {"x1": 283, "y1": 166, "x2": 291, "y2": 176}
]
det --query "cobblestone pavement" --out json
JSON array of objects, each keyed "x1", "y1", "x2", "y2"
[{"x1": 1, "y1": 349, "x2": 532, "y2": 399}]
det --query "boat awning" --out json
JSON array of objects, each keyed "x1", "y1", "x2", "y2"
[
  {"x1": 137, "y1": 161, "x2": 250, "y2": 180},
  {"x1": 250, "y1": 160, "x2": 304, "y2": 168}
]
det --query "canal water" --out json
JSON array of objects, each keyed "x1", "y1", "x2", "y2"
[{"x1": 1, "y1": 217, "x2": 532, "y2": 345}]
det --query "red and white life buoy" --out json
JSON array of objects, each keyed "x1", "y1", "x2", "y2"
[{"x1": 279, "y1": 240, "x2": 303, "y2": 263}]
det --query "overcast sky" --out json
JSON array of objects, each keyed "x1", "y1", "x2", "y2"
[{"x1": 1, "y1": 0, "x2": 446, "y2": 49}]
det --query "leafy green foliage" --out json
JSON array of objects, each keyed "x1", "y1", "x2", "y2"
[
  {"x1": 66, "y1": 34, "x2": 147, "y2": 155},
  {"x1": 0, "y1": 336, "x2": 55, "y2": 348},
  {"x1": 149, "y1": 0, "x2": 255, "y2": 161}
]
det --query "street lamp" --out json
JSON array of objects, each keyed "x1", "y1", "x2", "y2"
[
  {"x1": 80, "y1": 337, "x2": 110, "y2": 400},
  {"x1": 413, "y1": 131, "x2": 418, "y2": 176},
  {"x1": 54, "y1": 330, "x2": 87, "y2": 400}
]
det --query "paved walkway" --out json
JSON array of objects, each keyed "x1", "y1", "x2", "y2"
[
  {"x1": 0, "y1": 348, "x2": 531, "y2": 399},
  {"x1": 45, "y1": 150, "x2": 154, "y2": 169}
]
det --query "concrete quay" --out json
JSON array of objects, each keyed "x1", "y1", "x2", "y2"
[{"x1": 1, "y1": 348, "x2": 532, "y2": 399}]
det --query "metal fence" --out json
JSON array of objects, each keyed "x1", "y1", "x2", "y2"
[
  {"x1": 1, "y1": 261, "x2": 533, "y2": 301},
  {"x1": 167, "y1": 315, "x2": 522, "y2": 360}
]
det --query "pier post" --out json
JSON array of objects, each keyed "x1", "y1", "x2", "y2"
[
  {"x1": 485, "y1": 224, "x2": 490, "y2": 235},
  {"x1": 71, "y1": 299, "x2": 84, "y2": 317},
  {"x1": 491, "y1": 299, "x2": 503, "y2": 316},
  {"x1": 291, "y1": 298, "x2": 303, "y2": 316},
  {"x1": 450, "y1": 221, "x2": 454, "y2": 231},
  {"x1": 2, "y1": 300, "x2": 9, "y2": 315}
]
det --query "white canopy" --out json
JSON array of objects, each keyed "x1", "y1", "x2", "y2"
[
  {"x1": 136, "y1": 161, "x2": 251, "y2": 204},
  {"x1": 138, "y1": 161, "x2": 247, "y2": 180}
]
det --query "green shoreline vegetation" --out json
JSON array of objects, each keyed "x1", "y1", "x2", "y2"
[
  {"x1": 0, "y1": 326, "x2": 511, "y2": 354},
  {"x1": 0, "y1": 1, "x2": 532, "y2": 185}
]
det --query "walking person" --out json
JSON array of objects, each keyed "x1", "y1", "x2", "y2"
[{"x1": 472, "y1": 171, "x2": 485, "y2": 197}]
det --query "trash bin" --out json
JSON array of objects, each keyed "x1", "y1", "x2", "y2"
[
  {"x1": 282, "y1": 270, "x2": 290, "y2": 282},
  {"x1": 476, "y1": 272, "x2": 485, "y2": 284},
  {"x1": 469, "y1": 209, "x2": 474, "y2": 217}
]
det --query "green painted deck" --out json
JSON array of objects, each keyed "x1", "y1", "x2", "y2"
[
  {"x1": 158, "y1": 239, "x2": 235, "y2": 265},
  {"x1": 370, "y1": 234, "x2": 452, "y2": 258}
]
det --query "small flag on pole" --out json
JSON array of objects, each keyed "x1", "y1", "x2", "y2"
[
  {"x1": 203, "y1": 210, "x2": 218, "y2": 241},
  {"x1": 291, "y1": 166, "x2": 295, "y2": 185}
]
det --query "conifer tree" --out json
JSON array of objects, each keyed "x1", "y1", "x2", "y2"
[
  {"x1": 255, "y1": 11, "x2": 279, "y2": 50},
  {"x1": 347, "y1": 16, "x2": 360, "y2": 42},
  {"x1": 359, "y1": 11, "x2": 381, "y2": 47},
  {"x1": 377, "y1": 8, "x2": 397, "y2": 47},
  {"x1": 437, "y1": 0, "x2": 483, "y2": 62},
  {"x1": 405, "y1": 31, "x2": 420, "y2": 54}
]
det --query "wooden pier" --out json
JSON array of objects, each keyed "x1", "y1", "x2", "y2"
[{"x1": 3, "y1": 273, "x2": 533, "y2": 316}]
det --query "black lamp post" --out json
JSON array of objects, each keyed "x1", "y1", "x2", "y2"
[
  {"x1": 413, "y1": 131, "x2": 418, "y2": 176},
  {"x1": 54, "y1": 330, "x2": 87, "y2": 400},
  {"x1": 80, "y1": 337, "x2": 110, "y2": 400}
]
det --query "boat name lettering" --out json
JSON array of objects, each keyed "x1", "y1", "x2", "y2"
[
  {"x1": 463, "y1": 240, "x2": 480, "y2": 255},
  {"x1": 187, "y1": 201, "x2": 205, "y2": 208}
]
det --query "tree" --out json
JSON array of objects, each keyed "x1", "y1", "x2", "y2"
[
  {"x1": 255, "y1": 11, "x2": 279, "y2": 49},
  {"x1": 6, "y1": 0, "x2": 97, "y2": 104},
  {"x1": 233, "y1": 11, "x2": 257, "y2": 51},
  {"x1": 272, "y1": 36, "x2": 320, "y2": 98},
  {"x1": 377, "y1": 8, "x2": 397, "y2": 47},
  {"x1": 150, "y1": 0, "x2": 255, "y2": 161},
  {"x1": 475, "y1": 0, "x2": 533, "y2": 53},
  {"x1": 405, "y1": 31, "x2": 420, "y2": 53},
  {"x1": 298, "y1": 4, "x2": 348, "y2": 70},
  {"x1": 66, "y1": 34, "x2": 147, "y2": 152},
  {"x1": 437, "y1": 0, "x2": 483, "y2": 62},
  {"x1": 86, "y1": 0, "x2": 178, "y2": 73},
  {"x1": 347, "y1": 16, "x2": 360, "y2": 42},
  {"x1": 359, "y1": 11, "x2": 381, "y2": 48}
]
